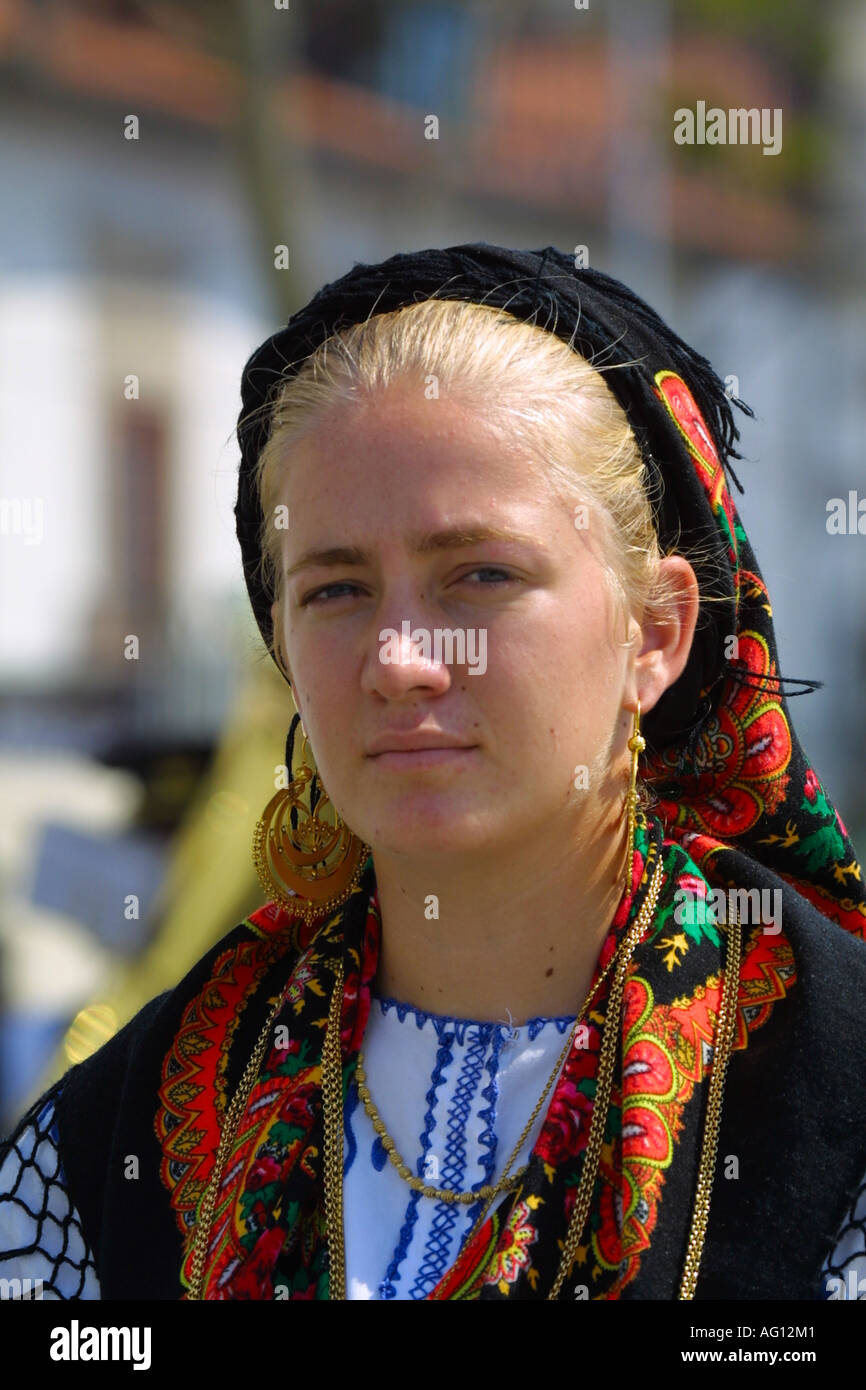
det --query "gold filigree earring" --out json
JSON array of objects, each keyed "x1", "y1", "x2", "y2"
[
  {"x1": 252, "y1": 712, "x2": 370, "y2": 925},
  {"x1": 625, "y1": 699, "x2": 646, "y2": 882}
]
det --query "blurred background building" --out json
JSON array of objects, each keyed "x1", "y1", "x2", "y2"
[{"x1": 1, "y1": 0, "x2": 864, "y2": 1127}]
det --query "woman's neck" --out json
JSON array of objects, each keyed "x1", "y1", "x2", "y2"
[{"x1": 370, "y1": 803, "x2": 631, "y2": 1025}]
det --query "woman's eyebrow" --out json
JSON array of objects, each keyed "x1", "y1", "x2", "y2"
[{"x1": 284, "y1": 525, "x2": 539, "y2": 578}]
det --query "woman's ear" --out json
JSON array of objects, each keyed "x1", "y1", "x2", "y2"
[{"x1": 631, "y1": 556, "x2": 700, "y2": 715}]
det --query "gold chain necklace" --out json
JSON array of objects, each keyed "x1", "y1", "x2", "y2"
[
  {"x1": 548, "y1": 895, "x2": 741, "y2": 1300},
  {"x1": 678, "y1": 909, "x2": 741, "y2": 1299},
  {"x1": 354, "y1": 1053, "x2": 528, "y2": 1203},
  {"x1": 545, "y1": 903, "x2": 741, "y2": 1299},
  {"x1": 458, "y1": 856, "x2": 667, "y2": 1290},
  {"x1": 188, "y1": 860, "x2": 741, "y2": 1301},
  {"x1": 352, "y1": 874, "x2": 659, "y2": 1210}
]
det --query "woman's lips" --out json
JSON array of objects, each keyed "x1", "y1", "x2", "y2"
[{"x1": 367, "y1": 746, "x2": 479, "y2": 771}]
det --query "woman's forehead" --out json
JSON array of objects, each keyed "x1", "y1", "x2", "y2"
[{"x1": 278, "y1": 400, "x2": 554, "y2": 497}]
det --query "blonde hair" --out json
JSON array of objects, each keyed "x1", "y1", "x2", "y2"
[{"x1": 251, "y1": 298, "x2": 721, "y2": 659}]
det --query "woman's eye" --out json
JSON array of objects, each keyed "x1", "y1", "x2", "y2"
[
  {"x1": 460, "y1": 566, "x2": 515, "y2": 586},
  {"x1": 301, "y1": 581, "x2": 363, "y2": 606}
]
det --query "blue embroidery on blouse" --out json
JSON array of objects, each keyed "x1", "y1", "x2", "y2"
[
  {"x1": 343, "y1": 1075, "x2": 360, "y2": 1176},
  {"x1": 475, "y1": 1023, "x2": 507, "y2": 1186},
  {"x1": 371, "y1": 1135, "x2": 388, "y2": 1171},
  {"x1": 379, "y1": 1029, "x2": 455, "y2": 1299},
  {"x1": 374, "y1": 993, "x2": 576, "y2": 1044},
  {"x1": 409, "y1": 1024, "x2": 493, "y2": 1299},
  {"x1": 377, "y1": 1192, "x2": 420, "y2": 1300},
  {"x1": 367, "y1": 998, "x2": 580, "y2": 1298}
]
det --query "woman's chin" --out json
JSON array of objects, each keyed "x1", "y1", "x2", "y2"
[
  {"x1": 351, "y1": 795, "x2": 504, "y2": 858},
  {"x1": 369, "y1": 831, "x2": 498, "y2": 860}
]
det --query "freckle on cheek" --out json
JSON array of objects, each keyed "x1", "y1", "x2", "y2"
[{"x1": 545, "y1": 967, "x2": 554, "y2": 978}]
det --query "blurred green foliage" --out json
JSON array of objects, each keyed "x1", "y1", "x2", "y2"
[
  {"x1": 664, "y1": 98, "x2": 830, "y2": 198},
  {"x1": 669, "y1": 0, "x2": 833, "y2": 199},
  {"x1": 672, "y1": 0, "x2": 832, "y2": 74}
]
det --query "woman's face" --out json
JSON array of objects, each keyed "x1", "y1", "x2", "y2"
[{"x1": 271, "y1": 382, "x2": 665, "y2": 860}]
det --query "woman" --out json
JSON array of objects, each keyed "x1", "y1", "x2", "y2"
[{"x1": 1, "y1": 242, "x2": 865, "y2": 1301}]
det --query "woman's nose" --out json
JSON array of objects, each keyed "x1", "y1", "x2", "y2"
[{"x1": 361, "y1": 613, "x2": 454, "y2": 699}]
